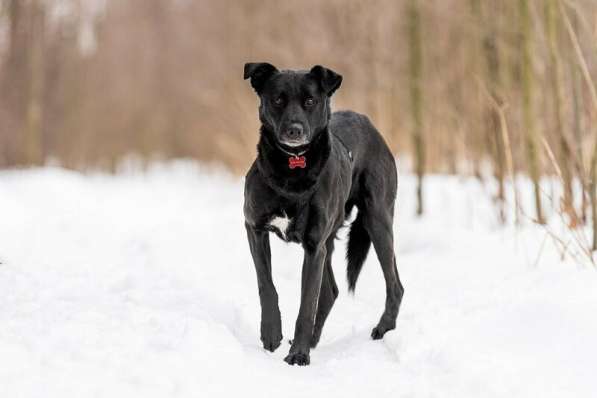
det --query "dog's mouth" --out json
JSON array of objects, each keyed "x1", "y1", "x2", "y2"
[
  {"x1": 277, "y1": 140, "x2": 310, "y2": 154},
  {"x1": 279, "y1": 138, "x2": 309, "y2": 148}
]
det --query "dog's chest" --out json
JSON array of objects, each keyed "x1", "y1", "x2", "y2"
[
  {"x1": 265, "y1": 206, "x2": 307, "y2": 243},
  {"x1": 268, "y1": 213, "x2": 292, "y2": 239}
]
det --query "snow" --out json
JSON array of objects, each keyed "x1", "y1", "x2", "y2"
[{"x1": 0, "y1": 162, "x2": 596, "y2": 397}]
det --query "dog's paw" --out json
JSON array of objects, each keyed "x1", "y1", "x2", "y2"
[
  {"x1": 262, "y1": 337, "x2": 282, "y2": 352},
  {"x1": 371, "y1": 323, "x2": 395, "y2": 340},
  {"x1": 261, "y1": 323, "x2": 282, "y2": 352},
  {"x1": 284, "y1": 351, "x2": 310, "y2": 366}
]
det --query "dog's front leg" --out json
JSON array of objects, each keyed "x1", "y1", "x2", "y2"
[
  {"x1": 284, "y1": 243, "x2": 326, "y2": 366},
  {"x1": 246, "y1": 223, "x2": 283, "y2": 352}
]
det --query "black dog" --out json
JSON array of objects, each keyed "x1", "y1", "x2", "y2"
[{"x1": 243, "y1": 63, "x2": 404, "y2": 366}]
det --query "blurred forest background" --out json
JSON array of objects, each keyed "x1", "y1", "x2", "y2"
[{"x1": 1, "y1": 0, "x2": 597, "y2": 250}]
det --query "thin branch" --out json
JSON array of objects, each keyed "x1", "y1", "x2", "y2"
[{"x1": 559, "y1": 0, "x2": 597, "y2": 110}]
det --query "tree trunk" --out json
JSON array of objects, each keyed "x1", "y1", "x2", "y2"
[
  {"x1": 545, "y1": 0, "x2": 576, "y2": 226},
  {"x1": 22, "y1": 0, "x2": 45, "y2": 165},
  {"x1": 589, "y1": 139, "x2": 597, "y2": 251},
  {"x1": 2, "y1": 0, "x2": 26, "y2": 165},
  {"x1": 477, "y1": 1, "x2": 506, "y2": 222},
  {"x1": 520, "y1": 0, "x2": 545, "y2": 224},
  {"x1": 567, "y1": 12, "x2": 587, "y2": 224},
  {"x1": 407, "y1": 0, "x2": 425, "y2": 216}
]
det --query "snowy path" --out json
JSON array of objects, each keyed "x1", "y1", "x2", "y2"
[{"x1": 0, "y1": 163, "x2": 596, "y2": 397}]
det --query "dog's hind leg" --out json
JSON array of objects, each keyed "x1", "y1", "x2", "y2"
[
  {"x1": 363, "y1": 207, "x2": 404, "y2": 339},
  {"x1": 311, "y1": 238, "x2": 339, "y2": 348}
]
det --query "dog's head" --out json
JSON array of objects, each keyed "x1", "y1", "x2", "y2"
[{"x1": 244, "y1": 63, "x2": 342, "y2": 148}]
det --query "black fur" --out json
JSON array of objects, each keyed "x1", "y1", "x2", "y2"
[{"x1": 243, "y1": 63, "x2": 404, "y2": 366}]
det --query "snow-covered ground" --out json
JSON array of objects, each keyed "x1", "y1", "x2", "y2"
[{"x1": 0, "y1": 162, "x2": 596, "y2": 397}]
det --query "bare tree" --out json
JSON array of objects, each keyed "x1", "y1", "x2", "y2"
[
  {"x1": 475, "y1": 0, "x2": 506, "y2": 222},
  {"x1": 407, "y1": 0, "x2": 425, "y2": 216},
  {"x1": 544, "y1": 0, "x2": 576, "y2": 225},
  {"x1": 22, "y1": 0, "x2": 45, "y2": 165},
  {"x1": 520, "y1": 0, "x2": 545, "y2": 224}
]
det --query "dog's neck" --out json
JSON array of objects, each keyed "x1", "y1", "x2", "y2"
[{"x1": 256, "y1": 125, "x2": 332, "y2": 199}]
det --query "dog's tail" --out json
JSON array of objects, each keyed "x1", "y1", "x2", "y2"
[{"x1": 346, "y1": 211, "x2": 371, "y2": 292}]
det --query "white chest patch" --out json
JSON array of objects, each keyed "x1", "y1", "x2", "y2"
[{"x1": 268, "y1": 213, "x2": 292, "y2": 239}]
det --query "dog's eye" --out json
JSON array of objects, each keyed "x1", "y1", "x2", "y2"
[
  {"x1": 305, "y1": 97, "x2": 315, "y2": 107},
  {"x1": 273, "y1": 97, "x2": 284, "y2": 107}
]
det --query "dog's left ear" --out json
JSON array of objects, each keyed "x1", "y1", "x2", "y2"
[
  {"x1": 309, "y1": 65, "x2": 343, "y2": 97},
  {"x1": 244, "y1": 62, "x2": 278, "y2": 94}
]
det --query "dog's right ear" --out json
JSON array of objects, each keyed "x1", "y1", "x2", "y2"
[{"x1": 243, "y1": 62, "x2": 278, "y2": 94}]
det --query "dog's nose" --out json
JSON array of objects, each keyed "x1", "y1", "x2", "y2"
[{"x1": 286, "y1": 123, "x2": 304, "y2": 139}]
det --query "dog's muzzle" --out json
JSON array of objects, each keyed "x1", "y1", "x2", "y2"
[{"x1": 280, "y1": 123, "x2": 309, "y2": 147}]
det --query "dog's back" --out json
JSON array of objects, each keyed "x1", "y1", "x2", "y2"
[{"x1": 330, "y1": 110, "x2": 397, "y2": 196}]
